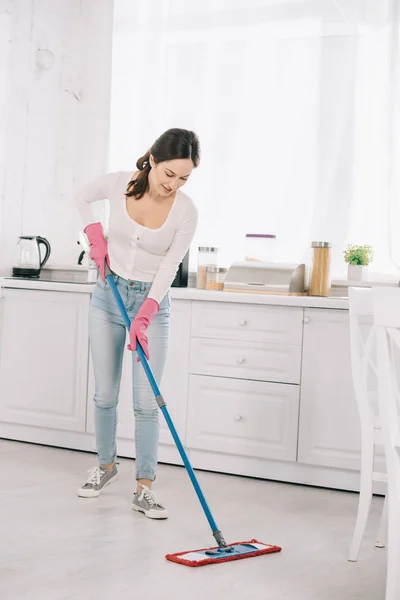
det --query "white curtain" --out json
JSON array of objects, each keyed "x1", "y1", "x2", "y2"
[
  {"x1": 108, "y1": 0, "x2": 400, "y2": 276},
  {"x1": 0, "y1": 13, "x2": 11, "y2": 256}
]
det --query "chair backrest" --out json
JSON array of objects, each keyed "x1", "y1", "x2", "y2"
[
  {"x1": 373, "y1": 287, "x2": 400, "y2": 498},
  {"x1": 348, "y1": 287, "x2": 379, "y2": 430}
]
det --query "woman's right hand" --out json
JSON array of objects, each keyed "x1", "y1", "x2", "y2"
[{"x1": 83, "y1": 222, "x2": 110, "y2": 280}]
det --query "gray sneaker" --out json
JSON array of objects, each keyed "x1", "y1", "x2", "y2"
[
  {"x1": 77, "y1": 465, "x2": 118, "y2": 498},
  {"x1": 132, "y1": 485, "x2": 168, "y2": 519}
]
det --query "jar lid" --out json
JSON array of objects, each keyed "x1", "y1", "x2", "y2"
[
  {"x1": 312, "y1": 241, "x2": 332, "y2": 248},
  {"x1": 245, "y1": 234, "x2": 276, "y2": 239},
  {"x1": 206, "y1": 266, "x2": 228, "y2": 273},
  {"x1": 198, "y1": 246, "x2": 218, "y2": 252}
]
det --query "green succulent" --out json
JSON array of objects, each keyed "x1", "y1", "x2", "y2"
[{"x1": 343, "y1": 244, "x2": 374, "y2": 266}]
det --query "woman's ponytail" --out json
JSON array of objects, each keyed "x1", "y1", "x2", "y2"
[{"x1": 126, "y1": 149, "x2": 151, "y2": 199}]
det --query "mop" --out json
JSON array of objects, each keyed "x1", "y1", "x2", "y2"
[{"x1": 105, "y1": 264, "x2": 282, "y2": 567}]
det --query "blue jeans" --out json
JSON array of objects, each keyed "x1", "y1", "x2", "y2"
[{"x1": 89, "y1": 275, "x2": 170, "y2": 480}]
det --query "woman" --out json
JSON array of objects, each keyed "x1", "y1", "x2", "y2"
[{"x1": 76, "y1": 128, "x2": 200, "y2": 520}]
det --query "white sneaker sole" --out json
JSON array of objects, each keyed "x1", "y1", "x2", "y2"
[
  {"x1": 77, "y1": 473, "x2": 118, "y2": 498},
  {"x1": 132, "y1": 503, "x2": 169, "y2": 520}
]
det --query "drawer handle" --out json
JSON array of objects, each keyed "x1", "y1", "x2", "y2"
[
  {"x1": 234, "y1": 414, "x2": 243, "y2": 422},
  {"x1": 237, "y1": 357, "x2": 245, "y2": 364},
  {"x1": 239, "y1": 319, "x2": 247, "y2": 326},
  {"x1": 303, "y1": 316, "x2": 311, "y2": 324}
]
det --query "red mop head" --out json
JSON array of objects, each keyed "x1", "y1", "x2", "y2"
[{"x1": 165, "y1": 539, "x2": 281, "y2": 567}]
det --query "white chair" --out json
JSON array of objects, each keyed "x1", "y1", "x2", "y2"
[
  {"x1": 373, "y1": 287, "x2": 400, "y2": 600},
  {"x1": 348, "y1": 287, "x2": 388, "y2": 562}
]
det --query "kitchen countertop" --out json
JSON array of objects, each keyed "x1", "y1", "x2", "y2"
[
  {"x1": 0, "y1": 277, "x2": 95, "y2": 295},
  {"x1": 0, "y1": 276, "x2": 350, "y2": 309},
  {"x1": 170, "y1": 287, "x2": 349, "y2": 308}
]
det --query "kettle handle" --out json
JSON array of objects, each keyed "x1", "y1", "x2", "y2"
[{"x1": 37, "y1": 237, "x2": 51, "y2": 268}]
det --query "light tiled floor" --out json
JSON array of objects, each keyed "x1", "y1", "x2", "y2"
[{"x1": 0, "y1": 440, "x2": 386, "y2": 600}]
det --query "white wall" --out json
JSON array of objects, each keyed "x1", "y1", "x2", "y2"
[{"x1": 0, "y1": 0, "x2": 114, "y2": 270}]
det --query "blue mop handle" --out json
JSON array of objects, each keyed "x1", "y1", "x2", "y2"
[{"x1": 104, "y1": 268, "x2": 222, "y2": 539}]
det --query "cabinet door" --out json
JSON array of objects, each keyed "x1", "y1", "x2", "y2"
[
  {"x1": 86, "y1": 299, "x2": 191, "y2": 447},
  {"x1": 187, "y1": 375, "x2": 300, "y2": 462},
  {"x1": 0, "y1": 289, "x2": 89, "y2": 432},
  {"x1": 298, "y1": 308, "x2": 361, "y2": 470},
  {"x1": 157, "y1": 299, "x2": 191, "y2": 446}
]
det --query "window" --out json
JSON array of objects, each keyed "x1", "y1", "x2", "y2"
[{"x1": 109, "y1": 1, "x2": 400, "y2": 276}]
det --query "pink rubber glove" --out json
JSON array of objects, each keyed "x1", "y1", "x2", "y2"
[
  {"x1": 83, "y1": 222, "x2": 109, "y2": 280},
  {"x1": 128, "y1": 298, "x2": 159, "y2": 361}
]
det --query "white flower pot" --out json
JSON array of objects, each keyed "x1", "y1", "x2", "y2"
[{"x1": 347, "y1": 264, "x2": 367, "y2": 281}]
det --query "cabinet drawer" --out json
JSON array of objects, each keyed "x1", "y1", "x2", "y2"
[
  {"x1": 191, "y1": 301, "x2": 303, "y2": 345},
  {"x1": 190, "y1": 337, "x2": 301, "y2": 384},
  {"x1": 187, "y1": 375, "x2": 299, "y2": 461}
]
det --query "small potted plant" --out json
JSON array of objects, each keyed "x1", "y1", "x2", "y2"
[{"x1": 343, "y1": 244, "x2": 374, "y2": 281}]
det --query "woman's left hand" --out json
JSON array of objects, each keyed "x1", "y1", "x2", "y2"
[{"x1": 128, "y1": 298, "x2": 159, "y2": 361}]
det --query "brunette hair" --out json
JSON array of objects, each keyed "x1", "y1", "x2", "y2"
[{"x1": 126, "y1": 128, "x2": 200, "y2": 199}]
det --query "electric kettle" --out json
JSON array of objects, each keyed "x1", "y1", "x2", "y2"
[{"x1": 12, "y1": 236, "x2": 51, "y2": 278}]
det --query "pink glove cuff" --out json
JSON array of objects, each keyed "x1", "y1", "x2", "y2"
[
  {"x1": 83, "y1": 222, "x2": 104, "y2": 237},
  {"x1": 83, "y1": 222, "x2": 109, "y2": 280},
  {"x1": 137, "y1": 298, "x2": 159, "y2": 321},
  {"x1": 128, "y1": 298, "x2": 160, "y2": 360}
]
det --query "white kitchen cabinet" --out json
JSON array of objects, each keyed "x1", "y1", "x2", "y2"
[
  {"x1": 86, "y1": 299, "x2": 191, "y2": 450},
  {"x1": 0, "y1": 279, "x2": 367, "y2": 492},
  {"x1": 187, "y1": 375, "x2": 300, "y2": 462},
  {"x1": 298, "y1": 308, "x2": 362, "y2": 470},
  {"x1": 0, "y1": 288, "x2": 89, "y2": 432},
  {"x1": 157, "y1": 299, "x2": 191, "y2": 446}
]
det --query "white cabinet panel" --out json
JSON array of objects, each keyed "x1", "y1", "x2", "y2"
[
  {"x1": 157, "y1": 299, "x2": 191, "y2": 446},
  {"x1": 187, "y1": 375, "x2": 299, "y2": 462},
  {"x1": 191, "y1": 301, "x2": 303, "y2": 345},
  {"x1": 87, "y1": 299, "x2": 191, "y2": 448},
  {"x1": 190, "y1": 337, "x2": 301, "y2": 384},
  {"x1": 0, "y1": 289, "x2": 89, "y2": 432},
  {"x1": 298, "y1": 308, "x2": 362, "y2": 470}
]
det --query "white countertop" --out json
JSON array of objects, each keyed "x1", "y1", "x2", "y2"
[
  {"x1": 170, "y1": 287, "x2": 349, "y2": 308},
  {"x1": 0, "y1": 277, "x2": 95, "y2": 295},
  {"x1": 0, "y1": 276, "x2": 349, "y2": 309}
]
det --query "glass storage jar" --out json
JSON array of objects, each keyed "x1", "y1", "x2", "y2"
[
  {"x1": 206, "y1": 266, "x2": 228, "y2": 291},
  {"x1": 309, "y1": 241, "x2": 332, "y2": 297},
  {"x1": 245, "y1": 233, "x2": 276, "y2": 262},
  {"x1": 197, "y1": 246, "x2": 218, "y2": 289}
]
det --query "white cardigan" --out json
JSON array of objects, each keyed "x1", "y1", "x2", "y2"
[{"x1": 76, "y1": 171, "x2": 198, "y2": 304}]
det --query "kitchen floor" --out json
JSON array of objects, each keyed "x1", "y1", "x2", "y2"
[{"x1": 1, "y1": 440, "x2": 386, "y2": 600}]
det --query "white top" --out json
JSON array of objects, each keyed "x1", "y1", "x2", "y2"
[{"x1": 76, "y1": 171, "x2": 198, "y2": 303}]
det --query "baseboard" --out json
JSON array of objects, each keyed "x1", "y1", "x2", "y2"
[{"x1": 0, "y1": 422, "x2": 386, "y2": 495}]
